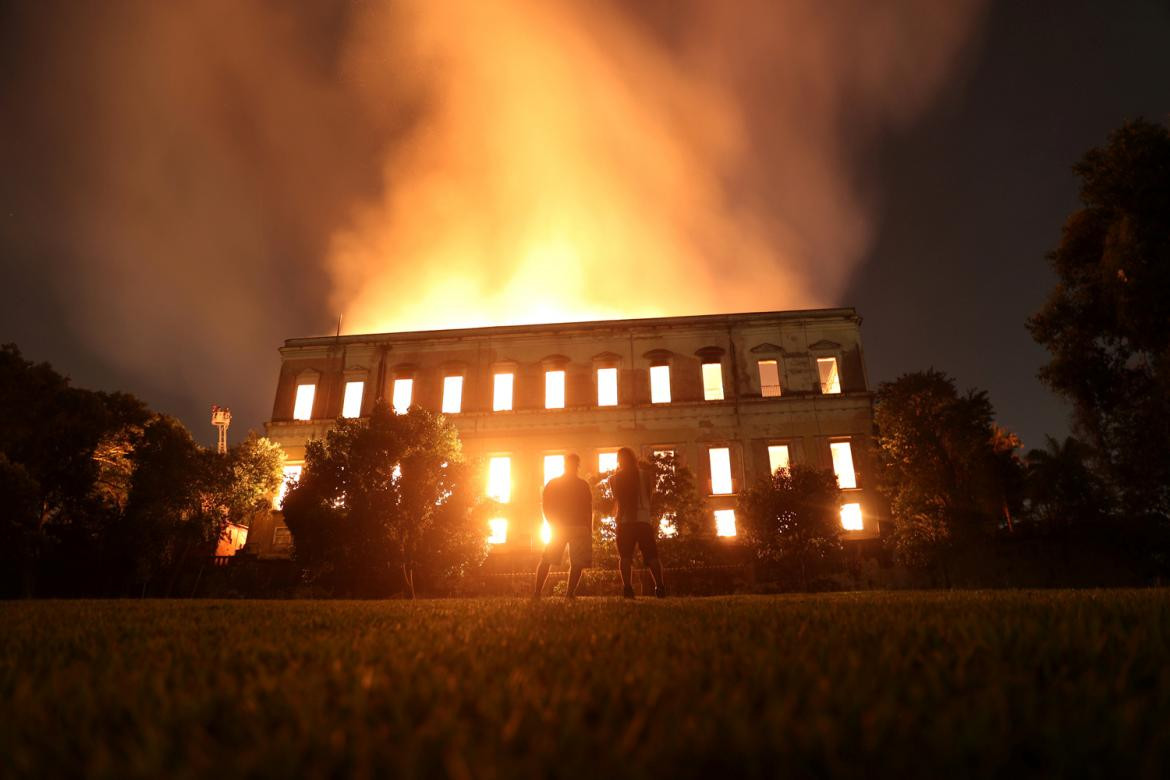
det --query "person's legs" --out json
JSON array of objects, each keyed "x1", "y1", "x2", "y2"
[
  {"x1": 566, "y1": 529, "x2": 591, "y2": 598},
  {"x1": 533, "y1": 560, "x2": 551, "y2": 598},
  {"x1": 616, "y1": 524, "x2": 636, "y2": 598},
  {"x1": 647, "y1": 558, "x2": 665, "y2": 597},
  {"x1": 535, "y1": 533, "x2": 565, "y2": 598},
  {"x1": 637, "y1": 525, "x2": 666, "y2": 597},
  {"x1": 566, "y1": 565, "x2": 584, "y2": 597},
  {"x1": 618, "y1": 557, "x2": 635, "y2": 597}
]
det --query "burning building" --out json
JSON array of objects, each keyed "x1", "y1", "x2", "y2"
[{"x1": 245, "y1": 308, "x2": 878, "y2": 558}]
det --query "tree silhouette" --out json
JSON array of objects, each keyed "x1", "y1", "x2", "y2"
[
  {"x1": 1028, "y1": 118, "x2": 1170, "y2": 525},
  {"x1": 738, "y1": 464, "x2": 842, "y2": 591},
  {"x1": 874, "y1": 370, "x2": 1023, "y2": 585},
  {"x1": 281, "y1": 402, "x2": 487, "y2": 597}
]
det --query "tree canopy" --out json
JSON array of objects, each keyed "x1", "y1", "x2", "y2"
[
  {"x1": 0, "y1": 343, "x2": 283, "y2": 596},
  {"x1": 1028, "y1": 118, "x2": 1170, "y2": 522},
  {"x1": 281, "y1": 402, "x2": 487, "y2": 597},
  {"x1": 738, "y1": 464, "x2": 842, "y2": 591},
  {"x1": 874, "y1": 369, "x2": 1023, "y2": 584}
]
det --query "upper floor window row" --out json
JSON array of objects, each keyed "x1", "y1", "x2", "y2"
[{"x1": 289, "y1": 354, "x2": 847, "y2": 420}]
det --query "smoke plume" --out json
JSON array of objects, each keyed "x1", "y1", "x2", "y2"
[{"x1": 0, "y1": 0, "x2": 985, "y2": 432}]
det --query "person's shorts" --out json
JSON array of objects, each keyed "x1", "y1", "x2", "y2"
[
  {"x1": 616, "y1": 522, "x2": 659, "y2": 562},
  {"x1": 541, "y1": 525, "x2": 593, "y2": 568}
]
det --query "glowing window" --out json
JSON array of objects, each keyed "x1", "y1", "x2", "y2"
[
  {"x1": 600, "y1": 515, "x2": 616, "y2": 538},
  {"x1": 545, "y1": 369, "x2": 565, "y2": 409},
  {"x1": 715, "y1": 509, "x2": 737, "y2": 537},
  {"x1": 493, "y1": 373, "x2": 514, "y2": 411},
  {"x1": 817, "y1": 357, "x2": 841, "y2": 395},
  {"x1": 597, "y1": 367, "x2": 618, "y2": 407},
  {"x1": 653, "y1": 448, "x2": 675, "y2": 466},
  {"x1": 830, "y1": 441, "x2": 857, "y2": 489},
  {"x1": 442, "y1": 375, "x2": 463, "y2": 414},
  {"x1": 272, "y1": 527, "x2": 292, "y2": 547},
  {"x1": 758, "y1": 360, "x2": 781, "y2": 397},
  {"x1": 701, "y1": 363, "x2": 724, "y2": 401},
  {"x1": 487, "y1": 456, "x2": 511, "y2": 503},
  {"x1": 660, "y1": 514, "x2": 678, "y2": 538},
  {"x1": 487, "y1": 518, "x2": 508, "y2": 545},
  {"x1": 544, "y1": 454, "x2": 565, "y2": 485},
  {"x1": 292, "y1": 384, "x2": 315, "y2": 421},
  {"x1": 341, "y1": 381, "x2": 364, "y2": 418},
  {"x1": 274, "y1": 464, "x2": 302, "y2": 508},
  {"x1": 840, "y1": 503, "x2": 863, "y2": 531},
  {"x1": 392, "y1": 378, "x2": 413, "y2": 414},
  {"x1": 709, "y1": 447, "x2": 733, "y2": 495},
  {"x1": 767, "y1": 445, "x2": 790, "y2": 474},
  {"x1": 598, "y1": 451, "x2": 619, "y2": 475},
  {"x1": 650, "y1": 365, "x2": 671, "y2": 404}
]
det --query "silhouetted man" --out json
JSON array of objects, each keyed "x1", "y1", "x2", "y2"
[
  {"x1": 534, "y1": 453, "x2": 593, "y2": 599},
  {"x1": 611, "y1": 447, "x2": 666, "y2": 599}
]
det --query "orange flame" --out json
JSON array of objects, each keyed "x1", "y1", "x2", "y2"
[{"x1": 328, "y1": 0, "x2": 986, "y2": 334}]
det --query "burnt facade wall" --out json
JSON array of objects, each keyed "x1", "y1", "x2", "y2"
[{"x1": 250, "y1": 309, "x2": 880, "y2": 559}]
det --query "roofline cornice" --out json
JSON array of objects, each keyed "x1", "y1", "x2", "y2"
[{"x1": 280, "y1": 307, "x2": 862, "y2": 351}]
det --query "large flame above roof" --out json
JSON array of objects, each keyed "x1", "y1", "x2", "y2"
[{"x1": 328, "y1": 0, "x2": 985, "y2": 334}]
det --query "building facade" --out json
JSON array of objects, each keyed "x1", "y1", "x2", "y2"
[{"x1": 244, "y1": 309, "x2": 879, "y2": 558}]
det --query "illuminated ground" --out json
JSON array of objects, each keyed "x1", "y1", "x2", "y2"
[{"x1": 3, "y1": 592, "x2": 1169, "y2": 778}]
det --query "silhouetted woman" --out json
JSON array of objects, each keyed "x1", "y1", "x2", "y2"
[{"x1": 610, "y1": 447, "x2": 666, "y2": 598}]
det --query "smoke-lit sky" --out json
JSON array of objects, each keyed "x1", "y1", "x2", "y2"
[{"x1": 2, "y1": 0, "x2": 1168, "y2": 450}]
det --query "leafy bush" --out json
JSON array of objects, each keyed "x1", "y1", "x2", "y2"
[
  {"x1": 738, "y1": 464, "x2": 843, "y2": 591},
  {"x1": 282, "y1": 402, "x2": 488, "y2": 597}
]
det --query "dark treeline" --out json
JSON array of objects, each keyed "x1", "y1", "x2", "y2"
[
  {"x1": 865, "y1": 118, "x2": 1170, "y2": 588},
  {"x1": 0, "y1": 344, "x2": 283, "y2": 597}
]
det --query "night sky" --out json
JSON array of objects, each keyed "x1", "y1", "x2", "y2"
[
  {"x1": 1, "y1": 0, "x2": 1168, "y2": 451},
  {"x1": 848, "y1": 0, "x2": 1170, "y2": 449}
]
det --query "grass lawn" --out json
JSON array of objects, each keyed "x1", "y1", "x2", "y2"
[{"x1": 2, "y1": 591, "x2": 1170, "y2": 778}]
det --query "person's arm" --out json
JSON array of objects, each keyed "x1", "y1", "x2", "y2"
[
  {"x1": 611, "y1": 470, "x2": 627, "y2": 522},
  {"x1": 581, "y1": 481, "x2": 595, "y2": 530}
]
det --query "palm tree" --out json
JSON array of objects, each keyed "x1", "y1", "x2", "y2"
[{"x1": 1024, "y1": 436, "x2": 1109, "y2": 533}]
